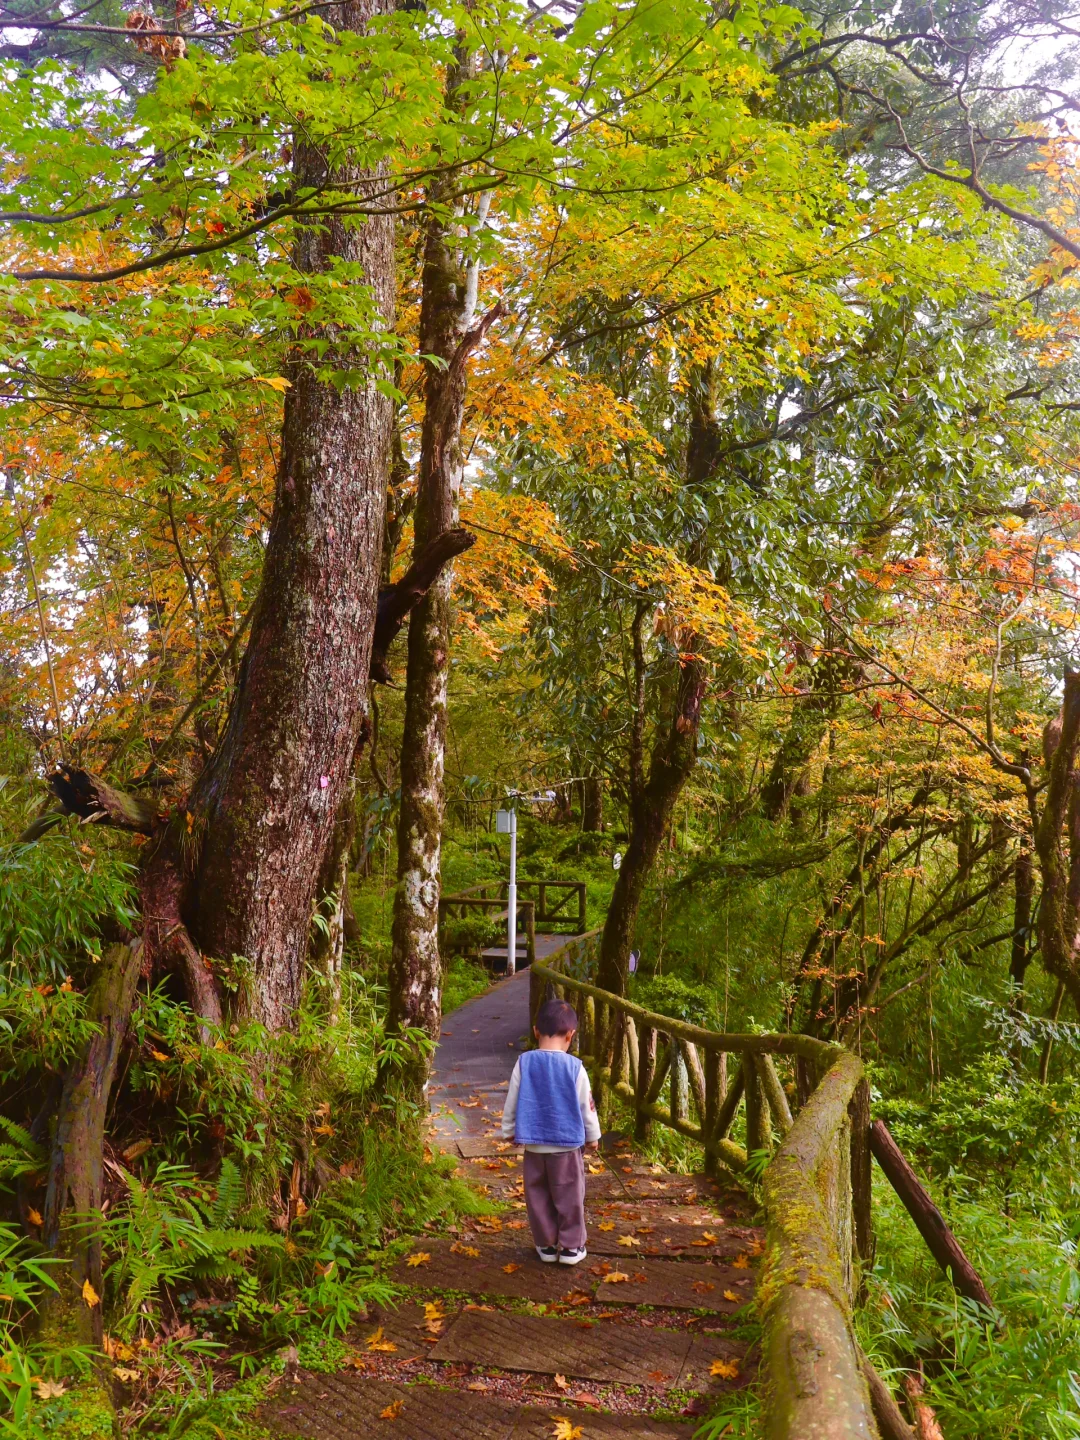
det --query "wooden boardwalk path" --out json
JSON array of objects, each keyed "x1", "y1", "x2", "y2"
[{"x1": 262, "y1": 966, "x2": 762, "y2": 1439}]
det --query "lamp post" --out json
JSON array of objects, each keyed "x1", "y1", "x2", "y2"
[{"x1": 496, "y1": 804, "x2": 518, "y2": 975}]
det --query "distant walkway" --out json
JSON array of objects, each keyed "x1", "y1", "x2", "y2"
[{"x1": 427, "y1": 968, "x2": 533, "y2": 1151}]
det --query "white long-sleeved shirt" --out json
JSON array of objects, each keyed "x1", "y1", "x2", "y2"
[{"x1": 501, "y1": 1054, "x2": 602, "y2": 1153}]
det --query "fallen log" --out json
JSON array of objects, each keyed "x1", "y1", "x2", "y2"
[{"x1": 870, "y1": 1118, "x2": 993, "y2": 1308}]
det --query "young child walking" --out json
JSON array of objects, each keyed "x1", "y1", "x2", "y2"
[{"x1": 501, "y1": 998, "x2": 601, "y2": 1265}]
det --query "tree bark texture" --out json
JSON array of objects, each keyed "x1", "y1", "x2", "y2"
[
  {"x1": 583, "y1": 772, "x2": 604, "y2": 831},
  {"x1": 387, "y1": 75, "x2": 497, "y2": 1070},
  {"x1": 1009, "y1": 846, "x2": 1034, "y2": 998},
  {"x1": 186, "y1": 2, "x2": 396, "y2": 1031}
]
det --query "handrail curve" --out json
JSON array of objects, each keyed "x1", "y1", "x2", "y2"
[{"x1": 530, "y1": 935, "x2": 880, "y2": 1440}]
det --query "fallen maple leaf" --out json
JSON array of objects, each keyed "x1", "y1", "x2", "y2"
[
  {"x1": 36, "y1": 1379, "x2": 66, "y2": 1399},
  {"x1": 554, "y1": 1373, "x2": 569, "y2": 1390},
  {"x1": 82, "y1": 1279, "x2": 100, "y2": 1307},
  {"x1": 112, "y1": 1365, "x2": 139, "y2": 1382},
  {"x1": 602, "y1": 1270, "x2": 631, "y2": 1284},
  {"x1": 648, "y1": 1369, "x2": 670, "y2": 1382},
  {"x1": 467, "y1": 1380, "x2": 491, "y2": 1391},
  {"x1": 405, "y1": 1252, "x2": 431, "y2": 1267},
  {"x1": 597, "y1": 1220, "x2": 615, "y2": 1232},
  {"x1": 450, "y1": 1242, "x2": 480, "y2": 1258},
  {"x1": 723, "y1": 1290, "x2": 740, "y2": 1302},
  {"x1": 26, "y1": 1207, "x2": 42, "y2": 1226},
  {"x1": 502, "y1": 1262, "x2": 520, "y2": 1273},
  {"x1": 702, "y1": 1232, "x2": 718, "y2": 1243},
  {"x1": 379, "y1": 1399, "x2": 404, "y2": 1419},
  {"x1": 552, "y1": 1418, "x2": 583, "y2": 1440},
  {"x1": 366, "y1": 1327, "x2": 397, "y2": 1353},
  {"x1": 617, "y1": 1235, "x2": 635, "y2": 1248},
  {"x1": 691, "y1": 1281, "x2": 716, "y2": 1294},
  {"x1": 464, "y1": 1302, "x2": 494, "y2": 1311},
  {"x1": 711, "y1": 1358, "x2": 740, "y2": 1379},
  {"x1": 732, "y1": 1254, "x2": 750, "y2": 1269}
]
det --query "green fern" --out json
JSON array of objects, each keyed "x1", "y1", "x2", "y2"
[{"x1": 208, "y1": 1158, "x2": 243, "y2": 1229}]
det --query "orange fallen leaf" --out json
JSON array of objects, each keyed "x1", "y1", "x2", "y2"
[
  {"x1": 405, "y1": 1252, "x2": 431, "y2": 1267},
  {"x1": 702, "y1": 1232, "x2": 718, "y2": 1243},
  {"x1": 464, "y1": 1303, "x2": 494, "y2": 1311},
  {"x1": 502, "y1": 1263, "x2": 520, "y2": 1274},
  {"x1": 602, "y1": 1270, "x2": 631, "y2": 1284},
  {"x1": 450, "y1": 1242, "x2": 481, "y2": 1258},
  {"x1": 732, "y1": 1254, "x2": 750, "y2": 1269},
  {"x1": 723, "y1": 1289, "x2": 740, "y2": 1302},
  {"x1": 379, "y1": 1399, "x2": 404, "y2": 1419},
  {"x1": 82, "y1": 1279, "x2": 100, "y2": 1308},
  {"x1": 552, "y1": 1419, "x2": 583, "y2": 1440},
  {"x1": 149, "y1": 1050, "x2": 170, "y2": 1062},
  {"x1": 366, "y1": 1327, "x2": 397, "y2": 1353},
  {"x1": 711, "y1": 1358, "x2": 740, "y2": 1379},
  {"x1": 597, "y1": 1221, "x2": 615, "y2": 1232},
  {"x1": 554, "y1": 1373, "x2": 569, "y2": 1390},
  {"x1": 26, "y1": 1207, "x2": 42, "y2": 1226},
  {"x1": 691, "y1": 1281, "x2": 716, "y2": 1294},
  {"x1": 648, "y1": 1369, "x2": 670, "y2": 1382}
]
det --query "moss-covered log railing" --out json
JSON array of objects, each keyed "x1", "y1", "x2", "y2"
[{"x1": 531, "y1": 935, "x2": 882, "y2": 1440}]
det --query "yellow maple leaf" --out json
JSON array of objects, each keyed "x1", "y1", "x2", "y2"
[
  {"x1": 601, "y1": 1270, "x2": 630, "y2": 1284},
  {"x1": 710, "y1": 1358, "x2": 740, "y2": 1379},
  {"x1": 552, "y1": 1418, "x2": 583, "y2": 1440},
  {"x1": 732, "y1": 1254, "x2": 750, "y2": 1269},
  {"x1": 502, "y1": 1262, "x2": 520, "y2": 1273},
  {"x1": 379, "y1": 1399, "x2": 404, "y2": 1419},
  {"x1": 26, "y1": 1208, "x2": 42, "y2": 1226},
  {"x1": 405, "y1": 1252, "x2": 431, "y2": 1267},
  {"x1": 597, "y1": 1221, "x2": 615, "y2": 1232},
  {"x1": 423, "y1": 1301, "x2": 444, "y2": 1321},
  {"x1": 365, "y1": 1327, "x2": 397, "y2": 1353},
  {"x1": 702, "y1": 1232, "x2": 718, "y2": 1243},
  {"x1": 82, "y1": 1279, "x2": 100, "y2": 1307},
  {"x1": 723, "y1": 1290, "x2": 740, "y2": 1302},
  {"x1": 149, "y1": 1050, "x2": 170, "y2": 1062},
  {"x1": 112, "y1": 1365, "x2": 140, "y2": 1382},
  {"x1": 450, "y1": 1242, "x2": 480, "y2": 1258},
  {"x1": 617, "y1": 1235, "x2": 635, "y2": 1248}
]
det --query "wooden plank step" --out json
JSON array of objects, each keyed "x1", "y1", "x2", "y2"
[
  {"x1": 429, "y1": 1307, "x2": 694, "y2": 1386},
  {"x1": 262, "y1": 1370, "x2": 692, "y2": 1440},
  {"x1": 391, "y1": 1239, "x2": 754, "y2": 1312}
]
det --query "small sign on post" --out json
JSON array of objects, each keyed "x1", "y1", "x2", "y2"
[{"x1": 612, "y1": 851, "x2": 623, "y2": 871}]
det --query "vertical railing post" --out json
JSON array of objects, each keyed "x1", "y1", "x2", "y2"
[
  {"x1": 849, "y1": 1075, "x2": 874, "y2": 1285},
  {"x1": 704, "y1": 1045, "x2": 722, "y2": 1177},
  {"x1": 581, "y1": 994, "x2": 596, "y2": 1063},
  {"x1": 744, "y1": 1053, "x2": 765, "y2": 1155},
  {"x1": 636, "y1": 1024, "x2": 656, "y2": 1142},
  {"x1": 671, "y1": 1039, "x2": 688, "y2": 1124},
  {"x1": 525, "y1": 902, "x2": 536, "y2": 968}
]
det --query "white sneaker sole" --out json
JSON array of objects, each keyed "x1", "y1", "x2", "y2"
[
  {"x1": 557, "y1": 1251, "x2": 587, "y2": 1265},
  {"x1": 536, "y1": 1248, "x2": 559, "y2": 1263}
]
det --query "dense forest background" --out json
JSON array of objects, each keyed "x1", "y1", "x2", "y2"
[{"x1": 1, "y1": 0, "x2": 1080, "y2": 1433}]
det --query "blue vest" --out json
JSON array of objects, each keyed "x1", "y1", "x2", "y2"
[{"x1": 514, "y1": 1049, "x2": 586, "y2": 1147}]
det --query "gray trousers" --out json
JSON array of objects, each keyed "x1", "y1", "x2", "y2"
[{"x1": 523, "y1": 1148, "x2": 586, "y2": 1249}]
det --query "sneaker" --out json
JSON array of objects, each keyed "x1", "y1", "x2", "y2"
[
  {"x1": 558, "y1": 1246, "x2": 587, "y2": 1266},
  {"x1": 535, "y1": 1245, "x2": 559, "y2": 1263}
]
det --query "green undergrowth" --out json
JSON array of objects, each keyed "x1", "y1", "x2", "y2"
[
  {"x1": 443, "y1": 955, "x2": 492, "y2": 1014},
  {"x1": 857, "y1": 1054, "x2": 1080, "y2": 1439}
]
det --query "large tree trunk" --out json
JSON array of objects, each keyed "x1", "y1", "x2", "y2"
[
  {"x1": 386, "y1": 61, "x2": 492, "y2": 1082},
  {"x1": 583, "y1": 771, "x2": 604, "y2": 832},
  {"x1": 184, "y1": 1, "x2": 396, "y2": 1030},
  {"x1": 595, "y1": 367, "x2": 716, "y2": 995}
]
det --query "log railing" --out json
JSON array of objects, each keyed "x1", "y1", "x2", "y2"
[{"x1": 530, "y1": 935, "x2": 881, "y2": 1440}]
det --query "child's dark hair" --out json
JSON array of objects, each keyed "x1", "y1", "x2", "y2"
[{"x1": 535, "y1": 998, "x2": 578, "y2": 1037}]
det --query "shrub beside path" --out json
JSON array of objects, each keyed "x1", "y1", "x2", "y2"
[{"x1": 262, "y1": 971, "x2": 762, "y2": 1439}]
